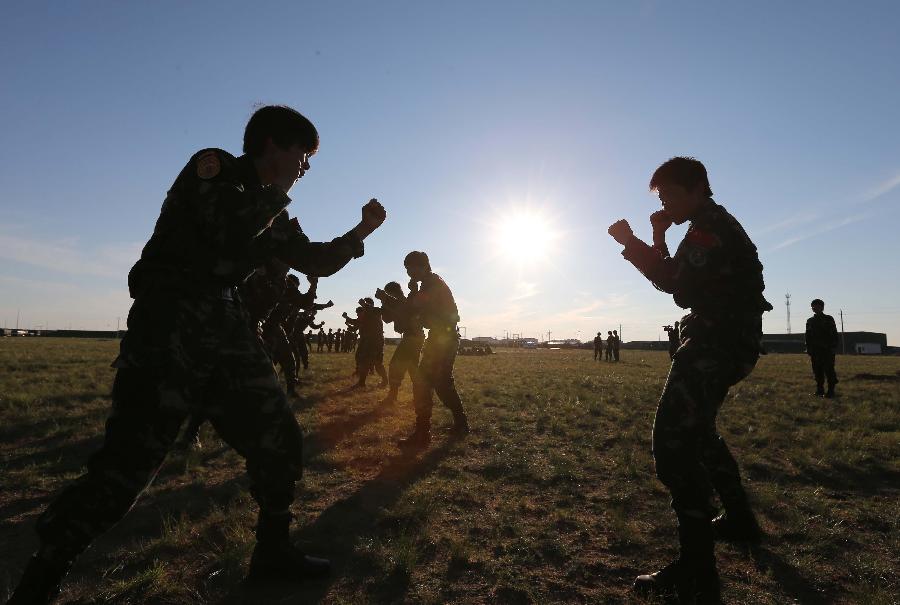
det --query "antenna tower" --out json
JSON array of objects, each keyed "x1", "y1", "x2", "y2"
[{"x1": 785, "y1": 293, "x2": 792, "y2": 334}]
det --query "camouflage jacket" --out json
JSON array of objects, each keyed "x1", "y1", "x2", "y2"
[
  {"x1": 381, "y1": 296, "x2": 424, "y2": 337},
  {"x1": 128, "y1": 148, "x2": 363, "y2": 297},
  {"x1": 411, "y1": 273, "x2": 459, "y2": 331},
  {"x1": 805, "y1": 313, "x2": 839, "y2": 352},
  {"x1": 622, "y1": 199, "x2": 773, "y2": 320}
]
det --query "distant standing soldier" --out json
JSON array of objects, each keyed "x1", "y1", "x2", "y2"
[
  {"x1": 398, "y1": 251, "x2": 469, "y2": 449},
  {"x1": 613, "y1": 329, "x2": 621, "y2": 361},
  {"x1": 593, "y1": 331, "x2": 603, "y2": 361},
  {"x1": 376, "y1": 281, "x2": 426, "y2": 405},
  {"x1": 805, "y1": 298, "x2": 839, "y2": 397},
  {"x1": 335, "y1": 328, "x2": 343, "y2": 353},
  {"x1": 346, "y1": 298, "x2": 388, "y2": 388},
  {"x1": 605, "y1": 330, "x2": 614, "y2": 361},
  {"x1": 8, "y1": 105, "x2": 386, "y2": 604},
  {"x1": 667, "y1": 321, "x2": 681, "y2": 360},
  {"x1": 326, "y1": 328, "x2": 334, "y2": 352},
  {"x1": 609, "y1": 156, "x2": 771, "y2": 602},
  {"x1": 317, "y1": 327, "x2": 325, "y2": 352}
]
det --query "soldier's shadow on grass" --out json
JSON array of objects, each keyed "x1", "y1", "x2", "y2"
[
  {"x1": 747, "y1": 545, "x2": 828, "y2": 605},
  {"x1": 0, "y1": 392, "x2": 109, "y2": 442},
  {"x1": 219, "y1": 439, "x2": 458, "y2": 605},
  {"x1": 302, "y1": 402, "x2": 396, "y2": 464}
]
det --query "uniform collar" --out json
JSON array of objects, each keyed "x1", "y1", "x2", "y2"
[
  {"x1": 236, "y1": 154, "x2": 262, "y2": 188},
  {"x1": 689, "y1": 197, "x2": 718, "y2": 225}
]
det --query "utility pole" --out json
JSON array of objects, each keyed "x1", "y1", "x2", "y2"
[
  {"x1": 839, "y1": 309, "x2": 845, "y2": 355},
  {"x1": 785, "y1": 293, "x2": 792, "y2": 334},
  {"x1": 16, "y1": 309, "x2": 20, "y2": 331}
]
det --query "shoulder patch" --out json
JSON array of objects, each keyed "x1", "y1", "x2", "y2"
[
  {"x1": 196, "y1": 150, "x2": 221, "y2": 179},
  {"x1": 688, "y1": 248, "x2": 709, "y2": 267},
  {"x1": 686, "y1": 228, "x2": 720, "y2": 249}
]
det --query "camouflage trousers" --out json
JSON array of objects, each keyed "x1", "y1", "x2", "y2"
[
  {"x1": 388, "y1": 333, "x2": 424, "y2": 391},
  {"x1": 34, "y1": 294, "x2": 303, "y2": 563},
  {"x1": 808, "y1": 349, "x2": 838, "y2": 389},
  {"x1": 652, "y1": 313, "x2": 761, "y2": 524},
  {"x1": 356, "y1": 335, "x2": 387, "y2": 384},
  {"x1": 292, "y1": 328, "x2": 309, "y2": 370},
  {"x1": 263, "y1": 322, "x2": 297, "y2": 390},
  {"x1": 413, "y1": 328, "x2": 465, "y2": 428}
]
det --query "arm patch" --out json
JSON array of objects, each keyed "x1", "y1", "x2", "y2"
[{"x1": 196, "y1": 150, "x2": 221, "y2": 179}]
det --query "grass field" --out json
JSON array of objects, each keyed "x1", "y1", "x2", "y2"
[{"x1": 1, "y1": 338, "x2": 898, "y2": 604}]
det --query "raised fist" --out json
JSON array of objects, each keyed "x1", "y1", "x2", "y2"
[
  {"x1": 361, "y1": 198, "x2": 386, "y2": 232},
  {"x1": 650, "y1": 210, "x2": 673, "y2": 233},
  {"x1": 608, "y1": 220, "x2": 634, "y2": 246}
]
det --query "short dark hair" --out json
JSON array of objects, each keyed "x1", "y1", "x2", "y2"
[
  {"x1": 384, "y1": 281, "x2": 403, "y2": 296},
  {"x1": 404, "y1": 251, "x2": 431, "y2": 270},
  {"x1": 811, "y1": 299, "x2": 824, "y2": 307},
  {"x1": 243, "y1": 105, "x2": 319, "y2": 158},
  {"x1": 650, "y1": 157, "x2": 713, "y2": 197}
]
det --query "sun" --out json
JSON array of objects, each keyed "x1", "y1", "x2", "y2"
[{"x1": 494, "y1": 208, "x2": 557, "y2": 264}]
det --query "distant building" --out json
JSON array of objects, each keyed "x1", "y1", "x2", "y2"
[{"x1": 762, "y1": 332, "x2": 888, "y2": 354}]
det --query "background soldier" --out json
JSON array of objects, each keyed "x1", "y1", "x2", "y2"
[
  {"x1": 398, "y1": 251, "x2": 468, "y2": 449},
  {"x1": 666, "y1": 321, "x2": 681, "y2": 359},
  {"x1": 805, "y1": 298, "x2": 839, "y2": 397},
  {"x1": 609, "y1": 156, "x2": 770, "y2": 602},
  {"x1": 8, "y1": 105, "x2": 386, "y2": 604},
  {"x1": 326, "y1": 328, "x2": 334, "y2": 352},
  {"x1": 376, "y1": 281, "x2": 425, "y2": 405},
  {"x1": 316, "y1": 327, "x2": 326, "y2": 352},
  {"x1": 593, "y1": 331, "x2": 603, "y2": 361},
  {"x1": 605, "y1": 330, "x2": 614, "y2": 361},
  {"x1": 345, "y1": 298, "x2": 388, "y2": 388}
]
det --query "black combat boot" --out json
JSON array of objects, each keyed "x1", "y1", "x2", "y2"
[
  {"x1": 825, "y1": 385, "x2": 836, "y2": 398},
  {"x1": 814, "y1": 386, "x2": 825, "y2": 397},
  {"x1": 398, "y1": 420, "x2": 431, "y2": 450},
  {"x1": 7, "y1": 552, "x2": 73, "y2": 605},
  {"x1": 634, "y1": 519, "x2": 721, "y2": 604},
  {"x1": 248, "y1": 511, "x2": 330, "y2": 583},
  {"x1": 380, "y1": 387, "x2": 399, "y2": 406},
  {"x1": 449, "y1": 412, "x2": 470, "y2": 436},
  {"x1": 713, "y1": 506, "x2": 762, "y2": 544}
]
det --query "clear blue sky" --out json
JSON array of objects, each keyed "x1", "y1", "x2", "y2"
[{"x1": 2, "y1": 1, "x2": 899, "y2": 343}]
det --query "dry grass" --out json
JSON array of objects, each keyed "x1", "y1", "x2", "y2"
[{"x1": 1, "y1": 338, "x2": 898, "y2": 604}]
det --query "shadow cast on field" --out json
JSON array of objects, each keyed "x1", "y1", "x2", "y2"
[
  {"x1": 749, "y1": 545, "x2": 828, "y2": 605},
  {"x1": 0, "y1": 471, "x2": 250, "y2": 602},
  {"x1": 3, "y1": 434, "x2": 104, "y2": 474},
  {"x1": 219, "y1": 439, "x2": 457, "y2": 605},
  {"x1": 0, "y1": 393, "x2": 109, "y2": 442},
  {"x1": 775, "y1": 460, "x2": 900, "y2": 498},
  {"x1": 848, "y1": 371, "x2": 900, "y2": 382},
  {"x1": 302, "y1": 401, "x2": 395, "y2": 465}
]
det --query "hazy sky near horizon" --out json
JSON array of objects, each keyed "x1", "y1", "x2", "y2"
[{"x1": 2, "y1": 1, "x2": 899, "y2": 343}]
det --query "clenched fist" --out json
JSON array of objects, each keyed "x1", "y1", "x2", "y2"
[
  {"x1": 357, "y1": 198, "x2": 386, "y2": 237},
  {"x1": 608, "y1": 219, "x2": 634, "y2": 245},
  {"x1": 650, "y1": 210, "x2": 673, "y2": 233}
]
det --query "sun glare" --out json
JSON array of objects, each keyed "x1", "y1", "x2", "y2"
[{"x1": 494, "y1": 208, "x2": 557, "y2": 264}]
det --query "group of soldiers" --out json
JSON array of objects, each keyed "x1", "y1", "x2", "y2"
[
  {"x1": 592, "y1": 329, "x2": 621, "y2": 361},
  {"x1": 311, "y1": 326, "x2": 358, "y2": 353},
  {"x1": 6, "y1": 106, "x2": 818, "y2": 605},
  {"x1": 338, "y1": 255, "x2": 470, "y2": 449}
]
